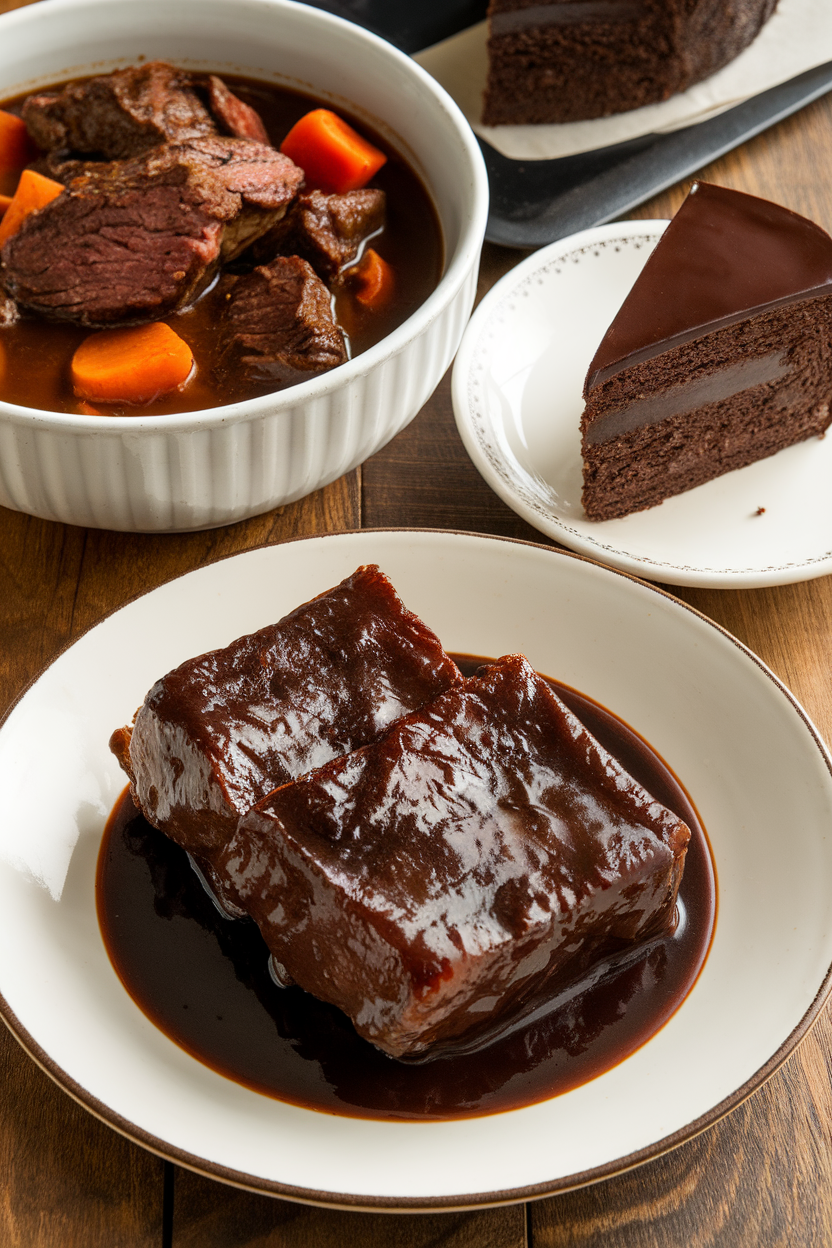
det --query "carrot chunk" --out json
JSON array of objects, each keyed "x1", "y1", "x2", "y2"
[
  {"x1": 280, "y1": 109, "x2": 386, "y2": 194},
  {"x1": 345, "y1": 248, "x2": 395, "y2": 309},
  {"x1": 71, "y1": 323, "x2": 195, "y2": 405},
  {"x1": 0, "y1": 169, "x2": 64, "y2": 248},
  {"x1": 0, "y1": 193, "x2": 12, "y2": 219},
  {"x1": 0, "y1": 110, "x2": 38, "y2": 177}
]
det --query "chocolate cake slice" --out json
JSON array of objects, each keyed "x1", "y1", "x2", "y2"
[
  {"x1": 219, "y1": 654, "x2": 690, "y2": 1060},
  {"x1": 482, "y1": 0, "x2": 777, "y2": 126},
  {"x1": 110, "y1": 566, "x2": 462, "y2": 906},
  {"x1": 581, "y1": 182, "x2": 832, "y2": 521}
]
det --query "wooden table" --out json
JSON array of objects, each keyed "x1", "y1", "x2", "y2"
[{"x1": 3, "y1": 3, "x2": 832, "y2": 1241}]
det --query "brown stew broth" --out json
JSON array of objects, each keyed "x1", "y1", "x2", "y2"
[
  {"x1": 97, "y1": 658, "x2": 715, "y2": 1121},
  {"x1": 0, "y1": 77, "x2": 443, "y2": 416}
]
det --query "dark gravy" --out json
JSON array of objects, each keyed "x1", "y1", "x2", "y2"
[{"x1": 96, "y1": 659, "x2": 715, "y2": 1121}]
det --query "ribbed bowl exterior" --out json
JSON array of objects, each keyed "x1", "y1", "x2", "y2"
[
  {"x1": 0, "y1": 0, "x2": 488, "y2": 531},
  {"x1": 0, "y1": 267, "x2": 478, "y2": 530}
]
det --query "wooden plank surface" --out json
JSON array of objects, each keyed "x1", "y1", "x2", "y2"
[
  {"x1": 172, "y1": 1170, "x2": 527, "y2": 1248},
  {"x1": 0, "y1": 1027, "x2": 164, "y2": 1248},
  {"x1": 1, "y1": 0, "x2": 832, "y2": 1242}
]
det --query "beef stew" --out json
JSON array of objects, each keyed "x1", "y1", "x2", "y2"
[{"x1": 0, "y1": 65, "x2": 443, "y2": 417}]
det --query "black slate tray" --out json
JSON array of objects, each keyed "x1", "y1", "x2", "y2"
[{"x1": 301, "y1": 0, "x2": 832, "y2": 249}]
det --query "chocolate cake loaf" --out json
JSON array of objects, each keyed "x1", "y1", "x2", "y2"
[
  {"x1": 581, "y1": 182, "x2": 832, "y2": 522},
  {"x1": 110, "y1": 565, "x2": 462, "y2": 905},
  {"x1": 482, "y1": 0, "x2": 778, "y2": 126},
  {"x1": 219, "y1": 654, "x2": 690, "y2": 1060}
]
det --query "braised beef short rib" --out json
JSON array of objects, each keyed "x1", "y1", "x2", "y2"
[
  {"x1": 110, "y1": 565, "x2": 463, "y2": 909},
  {"x1": 219, "y1": 654, "x2": 690, "y2": 1059}
]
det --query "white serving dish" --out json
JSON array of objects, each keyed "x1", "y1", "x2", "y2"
[
  {"x1": 0, "y1": 0, "x2": 488, "y2": 532},
  {"x1": 1, "y1": 530, "x2": 831, "y2": 1208}
]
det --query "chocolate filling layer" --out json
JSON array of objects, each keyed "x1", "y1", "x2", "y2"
[{"x1": 585, "y1": 351, "x2": 793, "y2": 445}]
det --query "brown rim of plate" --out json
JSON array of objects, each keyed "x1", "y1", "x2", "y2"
[{"x1": 0, "y1": 527, "x2": 829, "y2": 1211}]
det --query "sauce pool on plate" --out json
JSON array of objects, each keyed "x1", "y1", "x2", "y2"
[{"x1": 96, "y1": 658, "x2": 716, "y2": 1121}]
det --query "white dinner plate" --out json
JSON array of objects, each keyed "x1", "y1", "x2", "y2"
[
  {"x1": 452, "y1": 222, "x2": 832, "y2": 588},
  {"x1": 1, "y1": 530, "x2": 831, "y2": 1209}
]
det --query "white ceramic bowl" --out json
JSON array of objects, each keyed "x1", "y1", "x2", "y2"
[{"x1": 0, "y1": 0, "x2": 488, "y2": 531}]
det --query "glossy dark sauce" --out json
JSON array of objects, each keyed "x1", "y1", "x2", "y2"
[
  {"x1": 97, "y1": 658, "x2": 716, "y2": 1121},
  {"x1": 0, "y1": 77, "x2": 443, "y2": 417}
]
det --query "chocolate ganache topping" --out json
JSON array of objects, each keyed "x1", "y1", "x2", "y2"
[{"x1": 585, "y1": 182, "x2": 832, "y2": 393}]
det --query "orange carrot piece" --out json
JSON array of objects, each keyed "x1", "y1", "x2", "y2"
[
  {"x1": 0, "y1": 110, "x2": 38, "y2": 177},
  {"x1": 280, "y1": 109, "x2": 386, "y2": 194},
  {"x1": 71, "y1": 323, "x2": 195, "y2": 405},
  {"x1": 346, "y1": 248, "x2": 395, "y2": 309},
  {"x1": 0, "y1": 169, "x2": 64, "y2": 248},
  {"x1": 0, "y1": 193, "x2": 12, "y2": 219}
]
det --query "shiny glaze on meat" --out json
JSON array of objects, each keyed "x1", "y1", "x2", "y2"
[
  {"x1": 112, "y1": 566, "x2": 462, "y2": 863},
  {"x1": 221, "y1": 654, "x2": 689, "y2": 1058},
  {"x1": 97, "y1": 661, "x2": 715, "y2": 1119}
]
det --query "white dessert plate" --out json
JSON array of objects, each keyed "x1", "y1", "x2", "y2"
[
  {"x1": 1, "y1": 530, "x2": 831, "y2": 1209},
  {"x1": 452, "y1": 222, "x2": 832, "y2": 588}
]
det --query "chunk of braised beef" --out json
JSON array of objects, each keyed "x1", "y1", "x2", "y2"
[
  {"x1": 206, "y1": 75, "x2": 270, "y2": 145},
  {"x1": 220, "y1": 655, "x2": 691, "y2": 1060},
  {"x1": 21, "y1": 62, "x2": 217, "y2": 160},
  {"x1": 110, "y1": 564, "x2": 464, "y2": 906},
  {"x1": 251, "y1": 189, "x2": 386, "y2": 278},
  {"x1": 219, "y1": 255, "x2": 347, "y2": 386},
  {"x1": 1, "y1": 138, "x2": 303, "y2": 326}
]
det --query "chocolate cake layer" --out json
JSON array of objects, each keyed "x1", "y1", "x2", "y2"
[
  {"x1": 482, "y1": 0, "x2": 777, "y2": 126},
  {"x1": 581, "y1": 183, "x2": 832, "y2": 521},
  {"x1": 219, "y1": 654, "x2": 690, "y2": 1059},
  {"x1": 110, "y1": 565, "x2": 463, "y2": 887}
]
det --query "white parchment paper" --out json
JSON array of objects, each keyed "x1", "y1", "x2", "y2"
[{"x1": 414, "y1": 0, "x2": 832, "y2": 160}]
